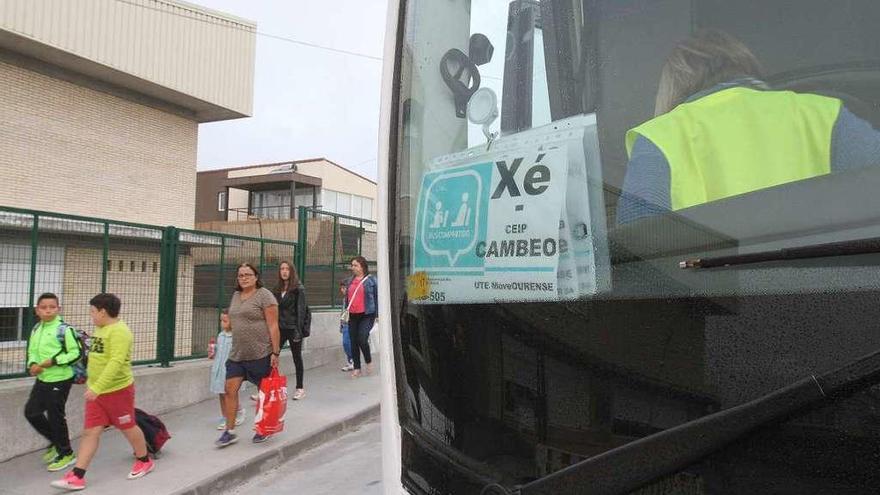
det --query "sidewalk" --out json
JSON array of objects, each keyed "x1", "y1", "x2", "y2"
[{"x1": 0, "y1": 362, "x2": 381, "y2": 495}]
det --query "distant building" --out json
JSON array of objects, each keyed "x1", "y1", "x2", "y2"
[
  {"x1": 196, "y1": 158, "x2": 378, "y2": 223},
  {"x1": 195, "y1": 158, "x2": 378, "y2": 308}
]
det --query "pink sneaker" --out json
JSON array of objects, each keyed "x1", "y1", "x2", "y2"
[
  {"x1": 50, "y1": 471, "x2": 85, "y2": 491},
  {"x1": 127, "y1": 458, "x2": 155, "y2": 480}
]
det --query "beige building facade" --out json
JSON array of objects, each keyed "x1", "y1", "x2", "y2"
[
  {"x1": 0, "y1": 59, "x2": 199, "y2": 227},
  {"x1": 0, "y1": 0, "x2": 256, "y2": 228},
  {"x1": 0, "y1": 1, "x2": 254, "y2": 362}
]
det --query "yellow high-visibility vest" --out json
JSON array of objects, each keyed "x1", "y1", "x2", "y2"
[{"x1": 626, "y1": 87, "x2": 842, "y2": 210}]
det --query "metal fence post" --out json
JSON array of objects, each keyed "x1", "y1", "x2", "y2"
[
  {"x1": 297, "y1": 206, "x2": 308, "y2": 282},
  {"x1": 330, "y1": 215, "x2": 338, "y2": 307},
  {"x1": 24, "y1": 214, "x2": 39, "y2": 336},
  {"x1": 216, "y1": 236, "x2": 226, "y2": 332},
  {"x1": 358, "y1": 219, "x2": 364, "y2": 256},
  {"x1": 101, "y1": 222, "x2": 109, "y2": 292},
  {"x1": 157, "y1": 226, "x2": 179, "y2": 367},
  {"x1": 259, "y1": 240, "x2": 265, "y2": 275}
]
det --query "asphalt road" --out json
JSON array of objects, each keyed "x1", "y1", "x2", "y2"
[{"x1": 221, "y1": 419, "x2": 384, "y2": 494}]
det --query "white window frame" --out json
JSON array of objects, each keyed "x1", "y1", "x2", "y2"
[
  {"x1": 362, "y1": 197, "x2": 374, "y2": 220},
  {"x1": 0, "y1": 307, "x2": 25, "y2": 344}
]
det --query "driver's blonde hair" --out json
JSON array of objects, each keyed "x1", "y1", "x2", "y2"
[{"x1": 654, "y1": 29, "x2": 764, "y2": 116}]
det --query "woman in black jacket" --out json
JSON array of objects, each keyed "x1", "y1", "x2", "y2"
[{"x1": 274, "y1": 261, "x2": 308, "y2": 400}]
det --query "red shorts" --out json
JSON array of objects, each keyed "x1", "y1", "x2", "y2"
[{"x1": 84, "y1": 384, "x2": 136, "y2": 430}]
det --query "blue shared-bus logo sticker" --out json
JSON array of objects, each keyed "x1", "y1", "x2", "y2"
[{"x1": 414, "y1": 162, "x2": 492, "y2": 269}]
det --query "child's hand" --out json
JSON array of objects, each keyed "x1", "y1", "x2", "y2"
[
  {"x1": 84, "y1": 389, "x2": 98, "y2": 401},
  {"x1": 39, "y1": 358, "x2": 53, "y2": 369},
  {"x1": 29, "y1": 364, "x2": 43, "y2": 376}
]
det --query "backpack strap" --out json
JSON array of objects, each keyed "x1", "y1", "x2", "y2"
[{"x1": 56, "y1": 322, "x2": 71, "y2": 353}]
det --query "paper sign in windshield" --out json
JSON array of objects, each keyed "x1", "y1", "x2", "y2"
[{"x1": 413, "y1": 149, "x2": 566, "y2": 303}]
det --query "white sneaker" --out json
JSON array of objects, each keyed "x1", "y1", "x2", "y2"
[
  {"x1": 235, "y1": 408, "x2": 246, "y2": 426},
  {"x1": 216, "y1": 409, "x2": 245, "y2": 430},
  {"x1": 291, "y1": 389, "x2": 305, "y2": 400},
  {"x1": 341, "y1": 361, "x2": 354, "y2": 372}
]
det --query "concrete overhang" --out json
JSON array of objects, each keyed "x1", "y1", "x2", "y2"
[
  {"x1": 0, "y1": 30, "x2": 245, "y2": 122},
  {"x1": 0, "y1": 0, "x2": 256, "y2": 123},
  {"x1": 223, "y1": 172, "x2": 323, "y2": 192}
]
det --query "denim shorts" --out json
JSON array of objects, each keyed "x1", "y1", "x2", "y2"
[{"x1": 225, "y1": 355, "x2": 271, "y2": 386}]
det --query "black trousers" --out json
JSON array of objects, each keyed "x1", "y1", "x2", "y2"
[
  {"x1": 281, "y1": 330, "x2": 304, "y2": 389},
  {"x1": 348, "y1": 313, "x2": 375, "y2": 370},
  {"x1": 24, "y1": 378, "x2": 74, "y2": 455}
]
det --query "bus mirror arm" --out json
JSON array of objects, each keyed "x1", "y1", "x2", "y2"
[{"x1": 493, "y1": 347, "x2": 880, "y2": 495}]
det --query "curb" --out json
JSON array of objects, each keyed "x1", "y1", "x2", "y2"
[{"x1": 171, "y1": 403, "x2": 380, "y2": 495}]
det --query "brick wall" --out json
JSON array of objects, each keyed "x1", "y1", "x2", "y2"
[
  {"x1": 62, "y1": 247, "x2": 194, "y2": 363},
  {"x1": 0, "y1": 59, "x2": 198, "y2": 228},
  {"x1": 0, "y1": 245, "x2": 196, "y2": 370}
]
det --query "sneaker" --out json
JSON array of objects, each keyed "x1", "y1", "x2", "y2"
[
  {"x1": 215, "y1": 430, "x2": 238, "y2": 448},
  {"x1": 291, "y1": 388, "x2": 305, "y2": 400},
  {"x1": 252, "y1": 433, "x2": 269, "y2": 443},
  {"x1": 50, "y1": 471, "x2": 85, "y2": 491},
  {"x1": 127, "y1": 458, "x2": 155, "y2": 480},
  {"x1": 47, "y1": 453, "x2": 76, "y2": 472},
  {"x1": 341, "y1": 361, "x2": 354, "y2": 372},
  {"x1": 42, "y1": 446, "x2": 58, "y2": 464},
  {"x1": 235, "y1": 408, "x2": 246, "y2": 426},
  {"x1": 216, "y1": 409, "x2": 246, "y2": 430}
]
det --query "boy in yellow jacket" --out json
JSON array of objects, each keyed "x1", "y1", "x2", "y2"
[{"x1": 51, "y1": 293, "x2": 154, "y2": 491}]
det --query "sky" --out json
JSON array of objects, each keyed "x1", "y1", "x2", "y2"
[{"x1": 193, "y1": 1, "x2": 388, "y2": 180}]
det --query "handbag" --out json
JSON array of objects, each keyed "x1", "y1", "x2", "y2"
[
  {"x1": 340, "y1": 275, "x2": 369, "y2": 323},
  {"x1": 254, "y1": 367, "x2": 288, "y2": 436}
]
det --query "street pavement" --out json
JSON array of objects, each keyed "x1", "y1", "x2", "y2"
[
  {"x1": 0, "y1": 362, "x2": 380, "y2": 495},
  {"x1": 220, "y1": 419, "x2": 383, "y2": 495}
]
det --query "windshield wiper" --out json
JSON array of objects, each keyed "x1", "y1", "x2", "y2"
[
  {"x1": 481, "y1": 347, "x2": 880, "y2": 495},
  {"x1": 679, "y1": 236, "x2": 880, "y2": 269}
]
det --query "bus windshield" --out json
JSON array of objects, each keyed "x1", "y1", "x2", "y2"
[{"x1": 388, "y1": 1, "x2": 880, "y2": 493}]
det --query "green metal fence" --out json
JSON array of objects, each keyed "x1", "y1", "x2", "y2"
[
  {"x1": 0, "y1": 206, "x2": 297, "y2": 378},
  {"x1": 296, "y1": 206, "x2": 377, "y2": 309}
]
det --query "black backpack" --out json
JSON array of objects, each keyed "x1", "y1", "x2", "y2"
[
  {"x1": 302, "y1": 305, "x2": 312, "y2": 338},
  {"x1": 135, "y1": 408, "x2": 171, "y2": 455},
  {"x1": 296, "y1": 288, "x2": 312, "y2": 338}
]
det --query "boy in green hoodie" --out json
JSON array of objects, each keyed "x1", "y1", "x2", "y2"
[{"x1": 24, "y1": 293, "x2": 81, "y2": 472}]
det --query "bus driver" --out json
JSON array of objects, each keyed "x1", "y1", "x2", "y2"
[{"x1": 617, "y1": 29, "x2": 880, "y2": 224}]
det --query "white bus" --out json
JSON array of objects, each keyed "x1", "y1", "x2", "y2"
[{"x1": 375, "y1": 1, "x2": 880, "y2": 493}]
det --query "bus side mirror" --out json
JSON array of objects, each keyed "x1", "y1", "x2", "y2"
[
  {"x1": 469, "y1": 33, "x2": 494, "y2": 66},
  {"x1": 440, "y1": 48, "x2": 481, "y2": 118}
]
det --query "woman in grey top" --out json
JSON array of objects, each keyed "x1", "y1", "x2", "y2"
[{"x1": 215, "y1": 263, "x2": 280, "y2": 448}]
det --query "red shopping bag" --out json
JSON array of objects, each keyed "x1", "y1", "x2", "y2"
[{"x1": 254, "y1": 367, "x2": 288, "y2": 436}]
